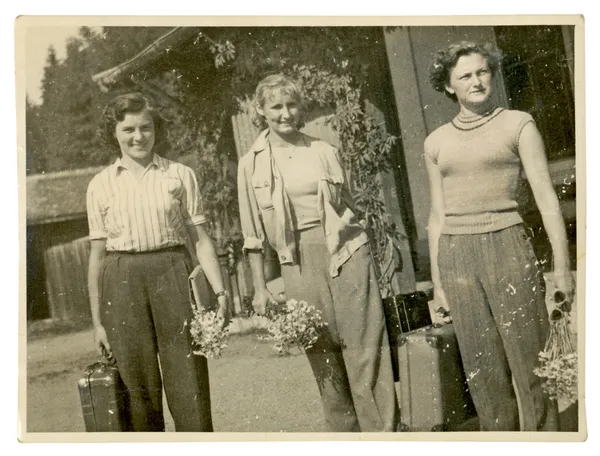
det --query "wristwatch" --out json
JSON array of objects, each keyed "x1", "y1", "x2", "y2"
[{"x1": 215, "y1": 290, "x2": 229, "y2": 299}]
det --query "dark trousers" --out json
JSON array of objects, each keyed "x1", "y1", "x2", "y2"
[
  {"x1": 439, "y1": 224, "x2": 558, "y2": 431},
  {"x1": 281, "y1": 227, "x2": 400, "y2": 432},
  {"x1": 100, "y1": 247, "x2": 213, "y2": 432}
]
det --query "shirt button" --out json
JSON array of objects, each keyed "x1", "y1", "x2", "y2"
[
  {"x1": 264, "y1": 181, "x2": 269, "y2": 186},
  {"x1": 281, "y1": 255, "x2": 286, "y2": 261}
]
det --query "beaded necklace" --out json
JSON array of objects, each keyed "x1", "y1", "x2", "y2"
[{"x1": 451, "y1": 106, "x2": 505, "y2": 131}]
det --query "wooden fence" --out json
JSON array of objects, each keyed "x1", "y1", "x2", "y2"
[
  {"x1": 41, "y1": 235, "x2": 281, "y2": 322},
  {"x1": 43, "y1": 236, "x2": 92, "y2": 322}
]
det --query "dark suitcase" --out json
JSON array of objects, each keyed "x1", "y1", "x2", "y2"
[
  {"x1": 77, "y1": 356, "x2": 129, "y2": 432},
  {"x1": 397, "y1": 323, "x2": 477, "y2": 432},
  {"x1": 382, "y1": 291, "x2": 433, "y2": 381}
]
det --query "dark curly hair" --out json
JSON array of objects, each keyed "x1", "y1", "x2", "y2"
[
  {"x1": 98, "y1": 92, "x2": 167, "y2": 153},
  {"x1": 428, "y1": 41, "x2": 503, "y2": 102},
  {"x1": 251, "y1": 74, "x2": 305, "y2": 131}
]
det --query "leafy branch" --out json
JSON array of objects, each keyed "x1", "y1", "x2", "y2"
[{"x1": 131, "y1": 27, "x2": 405, "y2": 292}]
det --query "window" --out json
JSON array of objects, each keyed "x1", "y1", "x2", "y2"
[
  {"x1": 494, "y1": 26, "x2": 576, "y2": 271},
  {"x1": 494, "y1": 26, "x2": 575, "y2": 161}
]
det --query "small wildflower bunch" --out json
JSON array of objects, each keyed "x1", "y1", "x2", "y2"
[
  {"x1": 260, "y1": 299, "x2": 327, "y2": 356},
  {"x1": 533, "y1": 291, "x2": 578, "y2": 405},
  {"x1": 189, "y1": 307, "x2": 230, "y2": 359}
]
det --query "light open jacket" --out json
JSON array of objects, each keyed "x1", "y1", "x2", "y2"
[{"x1": 237, "y1": 129, "x2": 369, "y2": 278}]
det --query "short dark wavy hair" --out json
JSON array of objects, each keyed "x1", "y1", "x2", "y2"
[
  {"x1": 428, "y1": 41, "x2": 503, "y2": 102},
  {"x1": 251, "y1": 74, "x2": 305, "y2": 131},
  {"x1": 98, "y1": 92, "x2": 167, "y2": 152}
]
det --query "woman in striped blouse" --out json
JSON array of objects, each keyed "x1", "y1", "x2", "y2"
[{"x1": 86, "y1": 92, "x2": 229, "y2": 432}]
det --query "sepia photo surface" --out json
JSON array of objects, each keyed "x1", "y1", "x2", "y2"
[{"x1": 16, "y1": 14, "x2": 586, "y2": 443}]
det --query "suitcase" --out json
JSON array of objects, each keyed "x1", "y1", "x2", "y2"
[
  {"x1": 397, "y1": 323, "x2": 477, "y2": 432},
  {"x1": 382, "y1": 291, "x2": 433, "y2": 381},
  {"x1": 77, "y1": 356, "x2": 129, "y2": 432}
]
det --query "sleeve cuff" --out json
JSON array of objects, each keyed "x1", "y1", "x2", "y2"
[
  {"x1": 89, "y1": 229, "x2": 108, "y2": 240},
  {"x1": 184, "y1": 214, "x2": 208, "y2": 226},
  {"x1": 243, "y1": 236, "x2": 264, "y2": 251}
]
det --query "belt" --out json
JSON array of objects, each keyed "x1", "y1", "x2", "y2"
[{"x1": 107, "y1": 245, "x2": 186, "y2": 255}]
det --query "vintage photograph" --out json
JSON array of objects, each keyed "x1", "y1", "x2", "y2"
[{"x1": 17, "y1": 16, "x2": 585, "y2": 441}]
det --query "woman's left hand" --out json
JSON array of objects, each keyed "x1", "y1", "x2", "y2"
[{"x1": 217, "y1": 295, "x2": 231, "y2": 329}]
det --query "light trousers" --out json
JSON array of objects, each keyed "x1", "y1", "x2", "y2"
[{"x1": 281, "y1": 226, "x2": 400, "y2": 432}]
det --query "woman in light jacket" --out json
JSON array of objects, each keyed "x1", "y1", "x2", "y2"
[{"x1": 237, "y1": 74, "x2": 399, "y2": 432}]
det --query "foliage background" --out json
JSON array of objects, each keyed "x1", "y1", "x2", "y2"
[{"x1": 27, "y1": 26, "x2": 404, "y2": 287}]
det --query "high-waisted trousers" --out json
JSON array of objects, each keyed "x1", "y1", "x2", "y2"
[
  {"x1": 280, "y1": 226, "x2": 399, "y2": 432},
  {"x1": 99, "y1": 246, "x2": 213, "y2": 432},
  {"x1": 438, "y1": 224, "x2": 558, "y2": 431}
]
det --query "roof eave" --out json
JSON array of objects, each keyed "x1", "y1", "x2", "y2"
[{"x1": 91, "y1": 26, "x2": 201, "y2": 90}]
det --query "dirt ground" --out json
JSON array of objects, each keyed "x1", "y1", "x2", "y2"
[
  {"x1": 26, "y1": 324, "x2": 327, "y2": 433},
  {"x1": 24, "y1": 273, "x2": 580, "y2": 434}
]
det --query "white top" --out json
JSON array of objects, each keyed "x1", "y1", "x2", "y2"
[{"x1": 86, "y1": 154, "x2": 206, "y2": 252}]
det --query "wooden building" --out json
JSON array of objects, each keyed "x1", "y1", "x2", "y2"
[
  {"x1": 91, "y1": 24, "x2": 577, "y2": 295},
  {"x1": 26, "y1": 158, "x2": 199, "y2": 323},
  {"x1": 26, "y1": 167, "x2": 103, "y2": 322}
]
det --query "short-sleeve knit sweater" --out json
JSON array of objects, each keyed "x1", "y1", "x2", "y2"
[{"x1": 424, "y1": 107, "x2": 535, "y2": 235}]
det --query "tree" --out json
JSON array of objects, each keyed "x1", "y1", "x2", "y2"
[
  {"x1": 176, "y1": 28, "x2": 403, "y2": 289},
  {"x1": 28, "y1": 26, "x2": 406, "y2": 291},
  {"x1": 29, "y1": 26, "x2": 177, "y2": 174},
  {"x1": 25, "y1": 96, "x2": 46, "y2": 175},
  {"x1": 104, "y1": 27, "x2": 405, "y2": 288}
]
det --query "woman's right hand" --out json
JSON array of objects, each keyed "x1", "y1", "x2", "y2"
[
  {"x1": 252, "y1": 287, "x2": 284, "y2": 315},
  {"x1": 93, "y1": 325, "x2": 112, "y2": 358},
  {"x1": 433, "y1": 286, "x2": 449, "y2": 309},
  {"x1": 433, "y1": 287, "x2": 453, "y2": 324}
]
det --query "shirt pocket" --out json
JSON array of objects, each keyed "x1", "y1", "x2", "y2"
[
  {"x1": 159, "y1": 176, "x2": 183, "y2": 196},
  {"x1": 104, "y1": 196, "x2": 123, "y2": 239},
  {"x1": 158, "y1": 177, "x2": 184, "y2": 232},
  {"x1": 514, "y1": 224, "x2": 540, "y2": 267},
  {"x1": 252, "y1": 179, "x2": 274, "y2": 211},
  {"x1": 322, "y1": 175, "x2": 344, "y2": 209}
]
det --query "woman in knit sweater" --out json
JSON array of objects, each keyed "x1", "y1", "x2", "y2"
[{"x1": 424, "y1": 41, "x2": 575, "y2": 431}]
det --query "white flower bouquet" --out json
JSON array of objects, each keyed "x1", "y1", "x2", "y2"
[
  {"x1": 533, "y1": 291, "x2": 578, "y2": 405},
  {"x1": 189, "y1": 307, "x2": 230, "y2": 359},
  {"x1": 260, "y1": 299, "x2": 328, "y2": 356}
]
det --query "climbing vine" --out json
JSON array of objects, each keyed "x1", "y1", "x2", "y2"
[
  {"x1": 126, "y1": 27, "x2": 405, "y2": 291},
  {"x1": 288, "y1": 64, "x2": 403, "y2": 291}
]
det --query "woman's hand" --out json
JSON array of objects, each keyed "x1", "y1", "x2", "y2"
[
  {"x1": 217, "y1": 295, "x2": 231, "y2": 329},
  {"x1": 93, "y1": 325, "x2": 112, "y2": 358},
  {"x1": 553, "y1": 271, "x2": 576, "y2": 310},
  {"x1": 433, "y1": 286, "x2": 450, "y2": 311},
  {"x1": 252, "y1": 287, "x2": 284, "y2": 315}
]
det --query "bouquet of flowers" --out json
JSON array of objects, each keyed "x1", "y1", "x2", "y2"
[
  {"x1": 533, "y1": 291, "x2": 577, "y2": 405},
  {"x1": 260, "y1": 299, "x2": 328, "y2": 356},
  {"x1": 189, "y1": 307, "x2": 230, "y2": 359}
]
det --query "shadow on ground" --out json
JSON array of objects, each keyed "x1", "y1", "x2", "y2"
[{"x1": 26, "y1": 330, "x2": 326, "y2": 433}]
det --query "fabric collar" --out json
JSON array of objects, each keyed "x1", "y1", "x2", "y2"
[
  {"x1": 249, "y1": 129, "x2": 309, "y2": 154},
  {"x1": 249, "y1": 129, "x2": 270, "y2": 154},
  {"x1": 113, "y1": 154, "x2": 167, "y2": 173}
]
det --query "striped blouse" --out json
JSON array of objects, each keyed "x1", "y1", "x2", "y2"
[{"x1": 86, "y1": 154, "x2": 207, "y2": 252}]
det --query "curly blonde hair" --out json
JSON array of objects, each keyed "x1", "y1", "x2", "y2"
[{"x1": 251, "y1": 74, "x2": 305, "y2": 130}]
